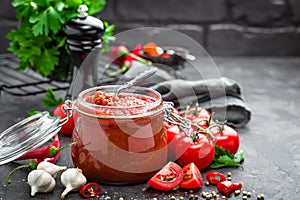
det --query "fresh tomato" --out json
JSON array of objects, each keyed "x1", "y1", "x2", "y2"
[
  {"x1": 164, "y1": 107, "x2": 180, "y2": 129},
  {"x1": 180, "y1": 162, "x2": 203, "y2": 189},
  {"x1": 205, "y1": 171, "x2": 226, "y2": 185},
  {"x1": 184, "y1": 107, "x2": 211, "y2": 121},
  {"x1": 53, "y1": 103, "x2": 76, "y2": 136},
  {"x1": 166, "y1": 125, "x2": 184, "y2": 161},
  {"x1": 215, "y1": 125, "x2": 240, "y2": 154},
  {"x1": 147, "y1": 162, "x2": 183, "y2": 191},
  {"x1": 164, "y1": 107, "x2": 184, "y2": 160},
  {"x1": 175, "y1": 134, "x2": 215, "y2": 170},
  {"x1": 184, "y1": 107, "x2": 211, "y2": 129}
]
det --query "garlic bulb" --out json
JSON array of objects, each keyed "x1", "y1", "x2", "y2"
[
  {"x1": 27, "y1": 170, "x2": 56, "y2": 196},
  {"x1": 60, "y1": 168, "x2": 87, "y2": 199},
  {"x1": 37, "y1": 161, "x2": 67, "y2": 178}
]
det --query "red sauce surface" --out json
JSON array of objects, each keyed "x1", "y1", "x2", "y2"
[
  {"x1": 86, "y1": 91, "x2": 154, "y2": 107},
  {"x1": 71, "y1": 91, "x2": 168, "y2": 184},
  {"x1": 84, "y1": 91, "x2": 156, "y2": 116}
]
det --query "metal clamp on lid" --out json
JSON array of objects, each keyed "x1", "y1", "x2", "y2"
[{"x1": 0, "y1": 99, "x2": 76, "y2": 165}]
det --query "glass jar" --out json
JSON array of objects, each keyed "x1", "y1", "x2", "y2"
[{"x1": 71, "y1": 85, "x2": 168, "y2": 184}]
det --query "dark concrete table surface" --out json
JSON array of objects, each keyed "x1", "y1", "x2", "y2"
[{"x1": 1, "y1": 57, "x2": 300, "y2": 199}]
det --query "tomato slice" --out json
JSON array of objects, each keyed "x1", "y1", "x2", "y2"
[
  {"x1": 147, "y1": 162, "x2": 183, "y2": 191},
  {"x1": 180, "y1": 162, "x2": 203, "y2": 189},
  {"x1": 206, "y1": 171, "x2": 226, "y2": 185}
]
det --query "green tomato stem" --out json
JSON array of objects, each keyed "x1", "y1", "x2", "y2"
[{"x1": 191, "y1": 123, "x2": 216, "y2": 141}]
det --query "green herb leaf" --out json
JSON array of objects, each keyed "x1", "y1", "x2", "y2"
[
  {"x1": 29, "y1": 6, "x2": 64, "y2": 36},
  {"x1": 234, "y1": 150, "x2": 244, "y2": 163},
  {"x1": 8, "y1": 0, "x2": 109, "y2": 77},
  {"x1": 101, "y1": 22, "x2": 115, "y2": 53},
  {"x1": 36, "y1": 48, "x2": 60, "y2": 76},
  {"x1": 85, "y1": 0, "x2": 106, "y2": 15},
  {"x1": 210, "y1": 146, "x2": 244, "y2": 169},
  {"x1": 214, "y1": 145, "x2": 234, "y2": 159},
  {"x1": 210, "y1": 155, "x2": 243, "y2": 169},
  {"x1": 26, "y1": 109, "x2": 41, "y2": 116},
  {"x1": 42, "y1": 88, "x2": 64, "y2": 108}
]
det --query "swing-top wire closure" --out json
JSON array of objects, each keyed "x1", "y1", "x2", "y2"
[
  {"x1": 59, "y1": 99, "x2": 75, "y2": 127},
  {"x1": 162, "y1": 102, "x2": 224, "y2": 142}
]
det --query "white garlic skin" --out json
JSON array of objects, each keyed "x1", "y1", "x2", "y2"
[
  {"x1": 27, "y1": 170, "x2": 56, "y2": 196},
  {"x1": 37, "y1": 161, "x2": 67, "y2": 178},
  {"x1": 60, "y1": 168, "x2": 87, "y2": 199}
]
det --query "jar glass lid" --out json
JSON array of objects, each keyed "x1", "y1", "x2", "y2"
[{"x1": 0, "y1": 111, "x2": 61, "y2": 165}]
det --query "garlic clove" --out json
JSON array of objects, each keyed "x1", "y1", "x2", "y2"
[
  {"x1": 61, "y1": 185, "x2": 75, "y2": 199},
  {"x1": 37, "y1": 161, "x2": 67, "y2": 178},
  {"x1": 60, "y1": 168, "x2": 87, "y2": 199},
  {"x1": 27, "y1": 170, "x2": 56, "y2": 196}
]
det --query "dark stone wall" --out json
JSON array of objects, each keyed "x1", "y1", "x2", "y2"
[{"x1": 1, "y1": 0, "x2": 300, "y2": 56}]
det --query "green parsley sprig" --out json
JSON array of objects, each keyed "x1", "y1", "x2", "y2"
[
  {"x1": 210, "y1": 146, "x2": 244, "y2": 169},
  {"x1": 7, "y1": 0, "x2": 112, "y2": 78}
]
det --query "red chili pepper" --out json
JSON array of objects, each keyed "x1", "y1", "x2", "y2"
[
  {"x1": 109, "y1": 46, "x2": 127, "y2": 65},
  {"x1": 80, "y1": 182, "x2": 102, "y2": 198},
  {"x1": 16, "y1": 134, "x2": 75, "y2": 161},
  {"x1": 206, "y1": 171, "x2": 227, "y2": 185},
  {"x1": 217, "y1": 180, "x2": 242, "y2": 195},
  {"x1": 130, "y1": 43, "x2": 142, "y2": 61},
  {"x1": 109, "y1": 45, "x2": 151, "y2": 65},
  {"x1": 108, "y1": 56, "x2": 133, "y2": 77}
]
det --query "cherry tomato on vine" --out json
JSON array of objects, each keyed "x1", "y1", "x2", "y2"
[
  {"x1": 184, "y1": 107, "x2": 211, "y2": 121},
  {"x1": 164, "y1": 107, "x2": 180, "y2": 130},
  {"x1": 205, "y1": 171, "x2": 226, "y2": 185},
  {"x1": 184, "y1": 107, "x2": 212, "y2": 129},
  {"x1": 175, "y1": 134, "x2": 215, "y2": 170},
  {"x1": 147, "y1": 162, "x2": 183, "y2": 191},
  {"x1": 215, "y1": 125, "x2": 240, "y2": 154},
  {"x1": 166, "y1": 125, "x2": 184, "y2": 161},
  {"x1": 53, "y1": 103, "x2": 76, "y2": 136},
  {"x1": 180, "y1": 162, "x2": 203, "y2": 189},
  {"x1": 164, "y1": 107, "x2": 184, "y2": 160}
]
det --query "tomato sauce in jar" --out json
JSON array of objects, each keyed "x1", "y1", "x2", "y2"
[{"x1": 71, "y1": 86, "x2": 168, "y2": 184}]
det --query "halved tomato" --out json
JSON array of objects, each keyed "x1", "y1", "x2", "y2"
[
  {"x1": 180, "y1": 162, "x2": 203, "y2": 189},
  {"x1": 147, "y1": 162, "x2": 183, "y2": 191}
]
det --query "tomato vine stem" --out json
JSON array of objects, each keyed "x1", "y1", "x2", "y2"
[{"x1": 164, "y1": 106, "x2": 225, "y2": 142}]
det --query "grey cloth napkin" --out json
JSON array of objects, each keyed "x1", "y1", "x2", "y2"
[{"x1": 151, "y1": 78, "x2": 251, "y2": 127}]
